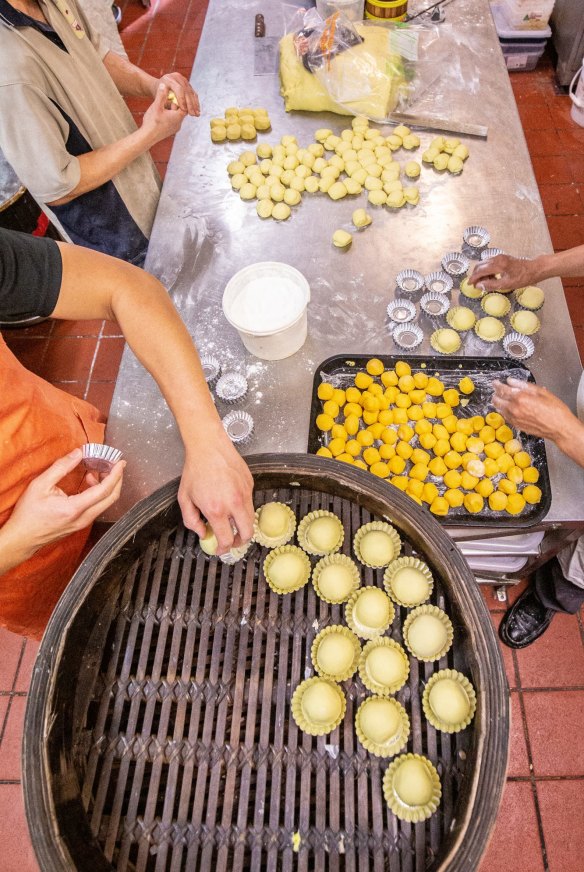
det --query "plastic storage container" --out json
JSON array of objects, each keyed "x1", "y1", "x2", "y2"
[
  {"x1": 502, "y1": 0, "x2": 555, "y2": 30},
  {"x1": 223, "y1": 262, "x2": 310, "y2": 360},
  {"x1": 492, "y1": 4, "x2": 551, "y2": 71}
]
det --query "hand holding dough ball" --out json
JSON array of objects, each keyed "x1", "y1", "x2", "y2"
[{"x1": 333, "y1": 229, "x2": 352, "y2": 248}]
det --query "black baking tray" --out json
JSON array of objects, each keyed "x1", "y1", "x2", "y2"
[{"x1": 308, "y1": 354, "x2": 551, "y2": 527}]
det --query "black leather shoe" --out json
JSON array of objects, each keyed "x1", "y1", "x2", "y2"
[{"x1": 499, "y1": 586, "x2": 555, "y2": 649}]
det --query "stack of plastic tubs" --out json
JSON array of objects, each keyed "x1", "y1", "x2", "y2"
[{"x1": 492, "y1": 3, "x2": 552, "y2": 71}]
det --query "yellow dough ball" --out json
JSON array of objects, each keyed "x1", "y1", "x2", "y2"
[
  {"x1": 515, "y1": 451, "x2": 532, "y2": 469},
  {"x1": 524, "y1": 466, "x2": 539, "y2": 483},
  {"x1": 211, "y1": 125, "x2": 227, "y2": 142},
  {"x1": 506, "y1": 493, "x2": 526, "y2": 515},
  {"x1": 241, "y1": 123, "x2": 257, "y2": 140},
  {"x1": 447, "y1": 155, "x2": 464, "y2": 174},
  {"x1": 256, "y1": 199, "x2": 274, "y2": 219},
  {"x1": 523, "y1": 485, "x2": 542, "y2": 504},
  {"x1": 272, "y1": 202, "x2": 291, "y2": 221},
  {"x1": 353, "y1": 208, "x2": 372, "y2": 228},
  {"x1": 316, "y1": 446, "x2": 332, "y2": 459},
  {"x1": 405, "y1": 161, "x2": 421, "y2": 178},
  {"x1": 318, "y1": 382, "x2": 334, "y2": 401},
  {"x1": 464, "y1": 493, "x2": 484, "y2": 514},
  {"x1": 459, "y1": 377, "x2": 475, "y2": 394},
  {"x1": 444, "y1": 488, "x2": 464, "y2": 508},
  {"x1": 226, "y1": 123, "x2": 242, "y2": 140},
  {"x1": 430, "y1": 497, "x2": 449, "y2": 516},
  {"x1": 366, "y1": 358, "x2": 384, "y2": 376},
  {"x1": 489, "y1": 491, "x2": 508, "y2": 511},
  {"x1": 433, "y1": 153, "x2": 449, "y2": 171}
]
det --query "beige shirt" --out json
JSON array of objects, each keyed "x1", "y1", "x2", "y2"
[{"x1": 0, "y1": 0, "x2": 160, "y2": 238}]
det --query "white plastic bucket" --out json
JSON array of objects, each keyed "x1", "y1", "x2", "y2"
[
  {"x1": 223, "y1": 262, "x2": 311, "y2": 360},
  {"x1": 569, "y1": 58, "x2": 584, "y2": 127}
]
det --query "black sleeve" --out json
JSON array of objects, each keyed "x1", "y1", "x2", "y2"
[{"x1": 0, "y1": 227, "x2": 63, "y2": 322}]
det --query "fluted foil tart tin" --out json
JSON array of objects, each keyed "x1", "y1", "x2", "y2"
[
  {"x1": 395, "y1": 269, "x2": 424, "y2": 293},
  {"x1": 474, "y1": 317, "x2": 506, "y2": 343},
  {"x1": 345, "y1": 586, "x2": 396, "y2": 640},
  {"x1": 215, "y1": 371, "x2": 248, "y2": 403},
  {"x1": 514, "y1": 285, "x2": 545, "y2": 311},
  {"x1": 402, "y1": 603, "x2": 454, "y2": 662},
  {"x1": 387, "y1": 298, "x2": 417, "y2": 323},
  {"x1": 422, "y1": 668, "x2": 477, "y2": 734},
  {"x1": 222, "y1": 410, "x2": 254, "y2": 444},
  {"x1": 430, "y1": 328, "x2": 462, "y2": 355},
  {"x1": 383, "y1": 555, "x2": 434, "y2": 608},
  {"x1": 480, "y1": 247, "x2": 504, "y2": 261},
  {"x1": 353, "y1": 521, "x2": 402, "y2": 568},
  {"x1": 297, "y1": 509, "x2": 344, "y2": 556},
  {"x1": 310, "y1": 625, "x2": 361, "y2": 682},
  {"x1": 441, "y1": 251, "x2": 469, "y2": 276},
  {"x1": 424, "y1": 271, "x2": 453, "y2": 294},
  {"x1": 383, "y1": 753, "x2": 442, "y2": 822},
  {"x1": 263, "y1": 544, "x2": 311, "y2": 595},
  {"x1": 463, "y1": 225, "x2": 490, "y2": 249},
  {"x1": 358, "y1": 637, "x2": 410, "y2": 696},
  {"x1": 291, "y1": 677, "x2": 346, "y2": 737},
  {"x1": 355, "y1": 695, "x2": 410, "y2": 758},
  {"x1": 420, "y1": 291, "x2": 450, "y2": 317},
  {"x1": 481, "y1": 293, "x2": 511, "y2": 318},
  {"x1": 82, "y1": 443, "x2": 123, "y2": 473},
  {"x1": 503, "y1": 331, "x2": 535, "y2": 360},
  {"x1": 509, "y1": 310, "x2": 541, "y2": 336},
  {"x1": 446, "y1": 306, "x2": 476, "y2": 332},
  {"x1": 312, "y1": 553, "x2": 360, "y2": 604},
  {"x1": 200, "y1": 353, "x2": 221, "y2": 385},
  {"x1": 393, "y1": 323, "x2": 423, "y2": 350},
  {"x1": 252, "y1": 501, "x2": 296, "y2": 548}
]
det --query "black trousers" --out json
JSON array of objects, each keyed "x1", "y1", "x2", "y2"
[{"x1": 534, "y1": 556, "x2": 584, "y2": 614}]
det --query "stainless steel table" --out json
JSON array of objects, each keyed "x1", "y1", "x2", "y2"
[{"x1": 106, "y1": 0, "x2": 584, "y2": 584}]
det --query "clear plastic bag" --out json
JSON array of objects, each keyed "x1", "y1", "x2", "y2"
[{"x1": 280, "y1": 6, "x2": 476, "y2": 122}]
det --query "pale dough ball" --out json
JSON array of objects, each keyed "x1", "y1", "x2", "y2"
[
  {"x1": 433, "y1": 153, "x2": 449, "y2": 171},
  {"x1": 283, "y1": 155, "x2": 299, "y2": 170},
  {"x1": 248, "y1": 172, "x2": 264, "y2": 188},
  {"x1": 254, "y1": 115, "x2": 271, "y2": 131},
  {"x1": 280, "y1": 134, "x2": 297, "y2": 147},
  {"x1": 226, "y1": 123, "x2": 241, "y2": 140},
  {"x1": 402, "y1": 134, "x2": 421, "y2": 150},
  {"x1": 308, "y1": 142, "x2": 325, "y2": 157},
  {"x1": 295, "y1": 165, "x2": 311, "y2": 179},
  {"x1": 200, "y1": 525, "x2": 218, "y2": 555},
  {"x1": 443, "y1": 137, "x2": 461, "y2": 154},
  {"x1": 447, "y1": 155, "x2": 464, "y2": 174},
  {"x1": 431, "y1": 136, "x2": 446, "y2": 150},
  {"x1": 238, "y1": 112, "x2": 254, "y2": 126},
  {"x1": 284, "y1": 188, "x2": 301, "y2": 206},
  {"x1": 313, "y1": 157, "x2": 327, "y2": 173},
  {"x1": 304, "y1": 176, "x2": 319, "y2": 194},
  {"x1": 365, "y1": 176, "x2": 383, "y2": 191},
  {"x1": 352, "y1": 208, "x2": 372, "y2": 228},
  {"x1": 453, "y1": 144, "x2": 469, "y2": 160},
  {"x1": 302, "y1": 152, "x2": 316, "y2": 169},
  {"x1": 333, "y1": 229, "x2": 352, "y2": 248},
  {"x1": 272, "y1": 202, "x2": 291, "y2": 221},
  {"x1": 290, "y1": 176, "x2": 305, "y2": 192},
  {"x1": 345, "y1": 160, "x2": 361, "y2": 177},
  {"x1": 381, "y1": 164, "x2": 401, "y2": 182},
  {"x1": 271, "y1": 182, "x2": 286, "y2": 202},
  {"x1": 239, "y1": 151, "x2": 257, "y2": 167},
  {"x1": 271, "y1": 154, "x2": 284, "y2": 168},
  {"x1": 386, "y1": 190, "x2": 406, "y2": 208},
  {"x1": 258, "y1": 159, "x2": 272, "y2": 175},
  {"x1": 368, "y1": 189, "x2": 387, "y2": 206},
  {"x1": 387, "y1": 135, "x2": 402, "y2": 151},
  {"x1": 244, "y1": 164, "x2": 259, "y2": 179},
  {"x1": 383, "y1": 180, "x2": 403, "y2": 194},
  {"x1": 335, "y1": 142, "x2": 350, "y2": 156},
  {"x1": 256, "y1": 198, "x2": 274, "y2": 218},
  {"x1": 358, "y1": 149, "x2": 376, "y2": 166},
  {"x1": 328, "y1": 181, "x2": 348, "y2": 200},
  {"x1": 366, "y1": 163, "x2": 383, "y2": 178},
  {"x1": 264, "y1": 175, "x2": 280, "y2": 189},
  {"x1": 375, "y1": 145, "x2": 392, "y2": 159},
  {"x1": 321, "y1": 166, "x2": 341, "y2": 180},
  {"x1": 231, "y1": 172, "x2": 246, "y2": 190},
  {"x1": 241, "y1": 124, "x2": 256, "y2": 140},
  {"x1": 285, "y1": 143, "x2": 299, "y2": 156},
  {"x1": 324, "y1": 135, "x2": 341, "y2": 150},
  {"x1": 319, "y1": 176, "x2": 334, "y2": 193},
  {"x1": 211, "y1": 126, "x2": 227, "y2": 142},
  {"x1": 394, "y1": 124, "x2": 411, "y2": 138},
  {"x1": 330, "y1": 154, "x2": 345, "y2": 170},
  {"x1": 256, "y1": 143, "x2": 272, "y2": 159},
  {"x1": 405, "y1": 161, "x2": 421, "y2": 179},
  {"x1": 344, "y1": 177, "x2": 363, "y2": 195},
  {"x1": 256, "y1": 184, "x2": 271, "y2": 200},
  {"x1": 352, "y1": 134, "x2": 364, "y2": 149},
  {"x1": 343, "y1": 149, "x2": 358, "y2": 162},
  {"x1": 393, "y1": 759, "x2": 434, "y2": 807},
  {"x1": 404, "y1": 186, "x2": 420, "y2": 205},
  {"x1": 227, "y1": 160, "x2": 245, "y2": 176},
  {"x1": 272, "y1": 145, "x2": 286, "y2": 161},
  {"x1": 270, "y1": 164, "x2": 284, "y2": 178},
  {"x1": 341, "y1": 128, "x2": 354, "y2": 141},
  {"x1": 422, "y1": 148, "x2": 440, "y2": 163},
  {"x1": 353, "y1": 168, "x2": 368, "y2": 185},
  {"x1": 280, "y1": 169, "x2": 295, "y2": 187},
  {"x1": 377, "y1": 154, "x2": 394, "y2": 168},
  {"x1": 210, "y1": 117, "x2": 226, "y2": 128},
  {"x1": 239, "y1": 183, "x2": 257, "y2": 200}
]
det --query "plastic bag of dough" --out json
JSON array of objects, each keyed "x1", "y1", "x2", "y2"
[{"x1": 279, "y1": 10, "x2": 404, "y2": 119}]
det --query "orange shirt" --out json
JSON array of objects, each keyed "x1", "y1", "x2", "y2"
[{"x1": 0, "y1": 333, "x2": 105, "y2": 638}]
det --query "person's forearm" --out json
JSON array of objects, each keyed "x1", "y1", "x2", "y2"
[
  {"x1": 555, "y1": 414, "x2": 584, "y2": 469},
  {"x1": 0, "y1": 522, "x2": 36, "y2": 575},
  {"x1": 48, "y1": 127, "x2": 155, "y2": 204},
  {"x1": 529, "y1": 245, "x2": 584, "y2": 283},
  {"x1": 103, "y1": 50, "x2": 157, "y2": 98},
  {"x1": 53, "y1": 248, "x2": 222, "y2": 449}
]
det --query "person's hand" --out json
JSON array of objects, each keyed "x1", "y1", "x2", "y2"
[
  {"x1": 0, "y1": 448, "x2": 125, "y2": 572},
  {"x1": 141, "y1": 83, "x2": 187, "y2": 145},
  {"x1": 158, "y1": 72, "x2": 200, "y2": 116},
  {"x1": 492, "y1": 378, "x2": 576, "y2": 441},
  {"x1": 177, "y1": 435, "x2": 254, "y2": 554},
  {"x1": 468, "y1": 255, "x2": 539, "y2": 292}
]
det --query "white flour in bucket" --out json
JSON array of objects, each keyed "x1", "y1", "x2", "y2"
[{"x1": 229, "y1": 276, "x2": 304, "y2": 332}]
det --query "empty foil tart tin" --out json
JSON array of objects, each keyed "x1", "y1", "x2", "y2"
[
  {"x1": 480, "y1": 247, "x2": 504, "y2": 261},
  {"x1": 502, "y1": 331, "x2": 535, "y2": 361},
  {"x1": 424, "y1": 271, "x2": 453, "y2": 294},
  {"x1": 395, "y1": 269, "x2": 424, "y2": 293},
  {"x1": 200, "y1": 354, "x2": 221, "y2": 385},
  {"x1": 215, "y1": 371, "x2": 248, "y2": 403},
  {"x1": 420, "y1": 292, "x2": 450, "y2": 316},
  {"x1": 393, "y1": 323, "x2": 423, "y2": 349},
  {"x1": 82, "y1": 443, "x2": 123, "y2": 473},
  {"x1": 222, "y1": 410, "x2": 254, "y2": 444},
  {"x1": 387, "y1": 298, "x2": 417, "y2": 323},
  {"x1": 462, "y1": 225, "x2": 490, "y2": 249},
  {"x1": 441, "y1": 252, "x2": 469, "y2": 276}
]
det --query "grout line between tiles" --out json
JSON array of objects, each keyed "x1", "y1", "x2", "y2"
[
  {"x1": 0, "y1": 638, "x2": 27, "y2": 747},
  {"x1": 508, "y1": 774, "x2": 584, "y2": 782}
]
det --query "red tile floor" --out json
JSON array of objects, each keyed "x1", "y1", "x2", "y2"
[{"x1": 1, "y1": 3, "x2": 584, "y2": 869}]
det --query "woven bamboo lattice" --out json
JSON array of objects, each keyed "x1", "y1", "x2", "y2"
[{"x1": 23, "y1": 458, "x2": 508, "y2": 872}]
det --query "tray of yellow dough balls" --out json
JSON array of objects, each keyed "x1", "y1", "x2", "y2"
[{"x1": 309, "y1": 354, "x2": 551, "y2": 526}]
